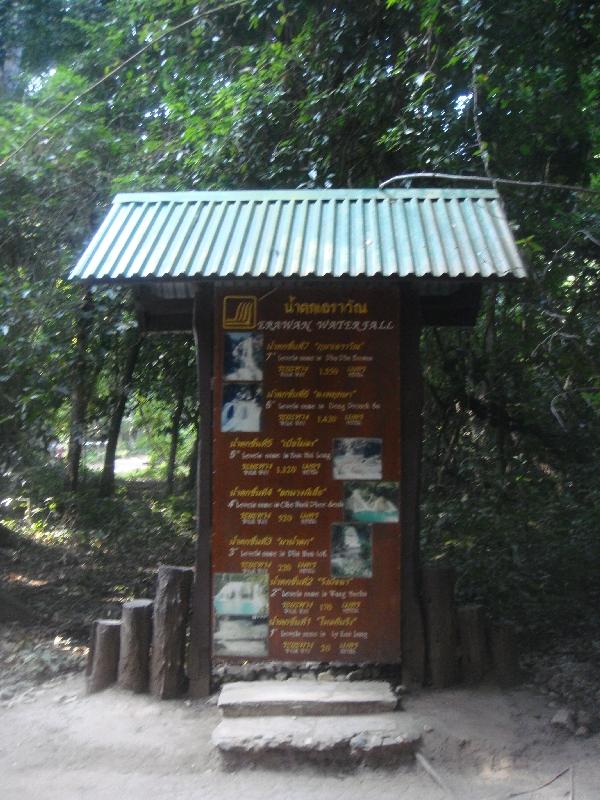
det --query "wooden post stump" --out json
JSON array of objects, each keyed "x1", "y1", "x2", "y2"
[
  {"x1": 422, "y1": 564, "x2": 458, "y2": 688},
  {"x1": 150, "y1": 565, "x2": 194, "y2": 699},
  {"x1": 118, "y1": 599, "x2": 153, "y2": 693},
  {"x1": 491, "y1": 621, "x2": 520, "y2": 687},
  {"x1": 87, "y1": 619, "x2": 121, "y2": 693},
  {"x1": 457, "y1": 604, "x2": 487, "y2": 684},
  {"x1": 85, "y1": 620, "x2": 98, "y2": 679}
]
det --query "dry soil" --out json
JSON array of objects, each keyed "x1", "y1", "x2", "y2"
[{"x1": 1, "y1": 674, "x2": 599, "y2": 800}]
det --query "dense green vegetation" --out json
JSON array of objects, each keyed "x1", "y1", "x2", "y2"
[{"x1": 1, "y1": 0, "x2": 599, "y2": 643}]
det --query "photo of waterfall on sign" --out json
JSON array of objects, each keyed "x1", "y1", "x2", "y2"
[
  {"x1": 330, "y1": 523, "x2": 373, "y2": 578},
  {"x1": 213, "y1": 572, "x2": 269, "y2": 656},
  {"x1": 223, "y1": 332, "x2": 263, "y2": 382},
  {"x1": 332, "y1": 438, "x2": 383, "y2": 480},
  {"x1": 221, "y1": 383, "x2": 263, "y2": 432},
  {"x1": 343, "y1": 481, "x2": 399, "y2": 523}
]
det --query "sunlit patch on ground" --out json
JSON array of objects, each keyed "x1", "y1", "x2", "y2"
[{"x1": 6, "y1": 573, "x2": 49, "y2": 587}]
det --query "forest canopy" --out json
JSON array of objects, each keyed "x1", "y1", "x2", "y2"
[{"x1": 0, "y1": 0, "x2": 599, "y2": 637}]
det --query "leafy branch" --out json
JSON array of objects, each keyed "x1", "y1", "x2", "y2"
[{"x1": 0, "y1": 0, "x2": 249, "y2": 170}]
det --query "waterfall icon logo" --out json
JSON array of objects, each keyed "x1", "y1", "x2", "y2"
[{"x1": 223, "y1": 296, "x2": 257, "y2": 330}]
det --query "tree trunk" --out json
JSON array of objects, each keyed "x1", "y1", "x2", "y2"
[
  {"x1": 86, "y1": 619, "x2": 121, "y2": 693},
  {"x1": 118, "y1": 599, "x2": 153, "y2": 693},
  {"x1": 165, "y1": 375, "x2": 187, "y2": 496},
  {"x1": 150, "y1": 565, "x2": 194, "y2": 699},
  {"x1": 98, "y1": 332, "x2": 142, "y2": 497},
  {"x1": 66, "y1": 292, "x2": 94, "y2": 492}
]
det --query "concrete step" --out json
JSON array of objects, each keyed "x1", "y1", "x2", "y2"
[
  {"x1": 213, "y1": 712, "x2": 421, "y2": 767},
  {"x1": 217, "y1": 679, "x2": 398, "y2": 717}
]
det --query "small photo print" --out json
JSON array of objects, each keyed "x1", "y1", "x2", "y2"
[
  {"x1": 223, "y1": 332, "x2": 263, "y2": 382},
  {"x1": 213, "y1": 572, "x2": 269, "y2": 657},
  {"x1": 344, "y1": 481, "x2": 399, "y2": 523},
  {"x1": 332, "y1": 438, "x2": 383, "y2": 480},
  {"x1": 331, "y1": 523, "x2": 373, "y2": 578},
  {"x1": 221, "y1": 383, "x2": 263, "y2": 432}
]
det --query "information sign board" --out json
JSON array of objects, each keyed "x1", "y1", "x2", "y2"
[{"x1": 212, "y1": 285, "x2": 401, "y2": 662}]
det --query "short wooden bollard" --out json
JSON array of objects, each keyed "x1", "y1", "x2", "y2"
[
  {"x1": 85, "y1": 620, "x2": 98, "y2": 679},
  {"x1": 491, "y1": 621, "x2": 520, "y2": 687},
  {"x1": 150, "y1": 565, "x2": 194, "y2": 699},
  {"x1": 86, "y1": 619, "x2": 121, "y2": 693},
  {"x1": 457, "y1": 604, "x2": 487, "y2": 684},
  {"x1": 118, "y1": 599, "x2": 153, "y2": 693},
  {"x1": 422, "y1": 564, "x2": 459, "y2": 688}
]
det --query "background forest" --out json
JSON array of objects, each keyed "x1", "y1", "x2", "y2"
[{"x1": 0, "y1": 0, "x2": 599, "y2": 648}]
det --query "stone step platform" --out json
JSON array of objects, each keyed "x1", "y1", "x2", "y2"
[
  {"x1": 217, "y1": 679, "x2": 398, "y2": 718},
  {"x1": 213, "y1": 712, "x2": 422, "y2": 767}
]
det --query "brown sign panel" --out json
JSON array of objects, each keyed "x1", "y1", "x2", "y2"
[{"x1": 212, "y1": 284, "x2": 401, "y2": 663}]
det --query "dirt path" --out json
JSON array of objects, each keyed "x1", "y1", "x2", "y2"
[{"x1": 1, "y1": 674, "x2": 598, "y2": 800}]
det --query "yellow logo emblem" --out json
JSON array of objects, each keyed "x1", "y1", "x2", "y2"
[{"x1": 223, "y1": 296, "x2": 257, "y2": 330}]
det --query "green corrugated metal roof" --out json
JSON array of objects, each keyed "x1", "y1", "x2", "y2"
[{"x1": 69, "y1": 189, "x2": 527, "y2": 282}]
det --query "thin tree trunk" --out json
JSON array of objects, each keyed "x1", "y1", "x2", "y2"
[
  {"x1": 98, "y1": 332, "x2": 143, "y2": 497},
  {"x1": 66, "y1": 292, "x2": 94, "y2": 492},
  {"x1": 165, "y1": 374, "x2": 187, "y2": 496},
  {"x1": 186, "y1": 411, "x2": 200, "y2": 492},
  {"x1": 0, "y1": 46, "x2": 23, "y2": 98}
]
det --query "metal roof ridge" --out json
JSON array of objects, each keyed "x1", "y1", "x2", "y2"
[{"x1": 112, "y1": 187, "x2": 501, "y2": 204}]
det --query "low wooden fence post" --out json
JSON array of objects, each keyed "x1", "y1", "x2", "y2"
[
  {"x1": 118, "y1": 599, "x2": 153, "y2": 693},
  {"x1": 422, "y1": 564, "x2": 459, "y2": 688},
  {"x1": 491, "y1": 621, "x2": 520, "y2": 687},
  {"x1": 87, "y1": 619, "x2": 121, "y2": 693},
  {"x1": 457, "y1": 604, "x2": 487, "y2": 684},
  {"x1": 150, "y1": 565, "x2": 194, "y2": 699}
]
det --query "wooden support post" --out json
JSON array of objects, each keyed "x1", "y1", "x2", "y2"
[
  {"x1": 491, "y1": 621, "x2": 520, "y2": 688},
  {"x1": 150, "y1": 565, "x2": 194, "y2": 699},
  {"x1": 188, "y1": 284, "x2": 214, "y2": 698},
  {"x1": 457, "y1": 604, "x2": 487, "y2": 684},
  {"x1": 118, "y1": 599, "x2": 153, "y2": 693},
  {"x1": 87, "y1": 619, "x2": 121, "y2": 693},
  {"x1": 400, "y1": 286, "x2": 426, "y2": 686},
  {"x1": 422, "y1": 564, "x2": 458, "y2": 688}
]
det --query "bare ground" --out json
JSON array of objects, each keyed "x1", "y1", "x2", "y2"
[{"x1": 1, "y1": 673, "x2": 598, "y2": 800}]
